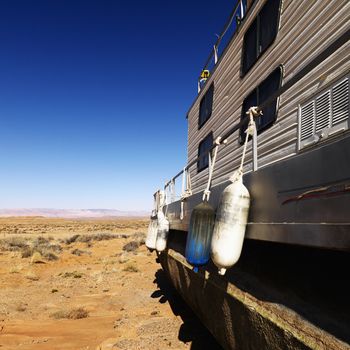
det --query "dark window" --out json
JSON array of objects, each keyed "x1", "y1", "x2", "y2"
[
  {"x1": 240, "y1": 66, "x2": 282, "y2": 142},
  {"x1": 199, "y1": 84, "x2": 214, "y2": 128},
  {"x1": 242, "y1": 19, "x2": 258, "y2": 76},
  {"x1": 241, "y1": 0, "x2": 281, "y2": 76},
  {"x1": 197, "y1": 132, "x2": 213, "y2": 172}
]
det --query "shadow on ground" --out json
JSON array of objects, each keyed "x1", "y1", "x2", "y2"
[{"x1": 151, "y1": 269, "x2": 223, "y2": 350}]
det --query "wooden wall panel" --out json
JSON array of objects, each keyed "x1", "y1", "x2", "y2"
[{"x1": 184, "y1": 0, "x2": 350, "y2": 194}]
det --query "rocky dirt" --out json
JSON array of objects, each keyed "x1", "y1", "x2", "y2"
[{"x1": 0, "y1": 217, "x2": 221, "y2": 350}]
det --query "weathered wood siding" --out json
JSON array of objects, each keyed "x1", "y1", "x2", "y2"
[{"x1": 187, "y1": 0, "x2": 350, "y2": 194}]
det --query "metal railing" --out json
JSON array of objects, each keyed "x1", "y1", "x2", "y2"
[{"x1": 198, "y1": 0, "x2": 247, "y2": 92}]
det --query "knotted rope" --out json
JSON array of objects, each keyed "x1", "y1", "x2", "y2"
[
  {"x1": 180, "y1": 167, "x2": 193, "y2": 220},
  {"x1": 230, "y1": 106, "x2": 260, "y2": 182},
  {"x1": 203, "y1": 136, "x2": 221, "y2": 202}
]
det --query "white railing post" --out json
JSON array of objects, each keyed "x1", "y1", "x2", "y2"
[
  {"x1": 170, "y1": 179, "x2": 176, "y2": 203},
  {"x1": 240, "y1": 0, "x2": 244, "y2": 19},
  {"x1": 214, "y1": 45, "x2": 218, "y2": 64}
]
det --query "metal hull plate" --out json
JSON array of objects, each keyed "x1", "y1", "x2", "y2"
[{"x1": 166, "y1": 134, "x2": 350, "y2": 250}]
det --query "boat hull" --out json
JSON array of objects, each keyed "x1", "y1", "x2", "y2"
[{"x1": 159, "y1": 233, "x2": 350, "y2": 350}]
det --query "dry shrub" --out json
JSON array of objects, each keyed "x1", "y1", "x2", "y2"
[
  {"x1": 78, "y1": 233, "x2": 125, "y2": 242},
  {"x1": 18, "y1": 238, "x2": 62, "y2": 261},
  {"x1": 0, "y1": 235, "x2": 63, "y2": 261},
  {"x1": 21, "y1": 247, "x2": 32, "y2": 258},
  {"x1": 51, "y1": 307, "x2": 89, "y2": 320},
  {"x1": 62, "y1": 233, "x2": 127, "y2": 245},
  {"x1": 48, "y1": 244, "x2": 62, "y2": 253},
  {"x1": 71, "y1": 248, "x2": 89, "y2": 256},
  {"x1": 15, "y1": 304, "x2": 27, "y2": 312},
  {"x1": 118, "y1": 253, "x2": 129, "y2": 264},
  {"x1": 63, "y1": 234, "x2": 80, "y2": 244},
  {"x1": 60, "y1": 271, "x2": 83, "y2": 278},
  {"x1": 25, "y1": 272, "x2": 40, "y2": 281},
  {"x1": 122, "y1": 241, "x2": 139, "y2": 252},
  {"x1": 31, "y1": 251, "x2": 45, "y2": 264},
  {"x1": 68, "y1": 307, "x2": 89, "y2": 319},
  {"x1": 51, "y1": 310, "x2": 67, "y2": 319},
  {"x1": 0, "y1": 237, "x2": 29, "y2": 252},
  {"x1": 10, "y1": 267, "x2": 20, "y2": 274},
  {"x1": 123, "y1": 262, "x2": 139, "y2": 273},
  {"x1": 33, "y1": 236, "x2": 50, "y2": 245},
  {"x1": 44, "y1": 252, "x2": 58, "y2": 261},
  {"x1": 130, "y1": 232, "x2": 146, "y2": 245}
]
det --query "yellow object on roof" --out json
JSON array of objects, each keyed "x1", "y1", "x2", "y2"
[{"x1": 200, "y1": 70, "x2": 210, "y2": 79}]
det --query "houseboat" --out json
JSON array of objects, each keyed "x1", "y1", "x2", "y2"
[{"x1": 149, "y1": 0, "x2": 350, "y2": 349}]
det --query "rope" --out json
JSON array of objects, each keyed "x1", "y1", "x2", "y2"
[
  {"x1": 230, "y1": 106, "x2": 260, "y2": 182},
  {"x1": 203, "y1": 136, "x2": 221, "y2": 202},
  {"x1": 241, "y1": 107, "x2": 260, "y2": 171},
  {"x1": 181, "y1": 167, "x2": 192, "y2": 198},
  {"x1": 171, "y1": 179, "x2": 175, "y2": 203},
  {"x1": 187, "y1": 170, "x2": 192, "y2": 194},
  {"x1": 152, "y1": 193, "x2": 157, "y2": 216},
  {"x1": 159, "y1": 190, "x2": 164, "y2": 208},
  {"x1": 160, "y1": 189, "x2": 169, "y2": 216},
  {"x1": 181, "y1": 167, "x2": 186, "y2": 197},
  {"x1": 180, "y1": 167, "x2": 193, "y2": 220}
]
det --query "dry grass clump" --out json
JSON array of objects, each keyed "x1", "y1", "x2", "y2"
[
  {"x1": 46, "y1": 243, "x2": 62, "y2": 253},
  {"x1": 80, "y1": 233, "x2": 125, "y2": 242},
  {"x1": 122, "y1": 262, "x2": 139, "y2": 273},
  {"x1": 25, "y1": 272, "x2": 40, "y2": 281},
  {"x1": 63, "y1": 234, "x2": 80, "y2": 244},
  {"x1": 71, "y1": 248, "x2": 89, "y2": 256},
  {"x1": 60, "y1": 232, "x2": 146, "y2": 246},
  {"x1": 118, "y1": 253, "x2": 129, "y2": 264},
  {"x1": 43, "y1": 252, "x2": 59, "y2": 261},
  {"x1": 23, "y1": 238, "x2": 60, "y2": 261},
  {"x1": 0, "y1": 236, "x2": 61, "y2": 261},
  {"x1": 10, "y1": 267, "x2": 20, "y2": 274},
  {"x1": 130, "y1": 232, "x2": 146, "y2": 245},
  {"x1": 60, "y1": 271, "x2": 83, "y2": 278},
  {"x1": 51, "y1": 307, "x2": 89, "y2": 320},
  {"x1": 0, "y1": 237, "x2": 29, "y2": 252},
  {"x1": 21, "y1": 247, "x2": 33, "y2": 258},
  {"x1": 121, "y1": 232, "x2": 146, "y2": 253},
  {"x1": 61, "y1": 232, "x2": 127, "y2": 245},
  {"x1": 122, "y1": 241, "x2": 140, "y2": 252},
  {"x1": 15, "y1": 304, "x2": 27, "y2": 312},
  {"x1": 30, "y1": 251, "x2": 45, "y2": 264}
]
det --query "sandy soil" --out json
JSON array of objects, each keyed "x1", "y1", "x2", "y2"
[{"x1": 0, "y1": 218, "x2": 221, "y2": 350}]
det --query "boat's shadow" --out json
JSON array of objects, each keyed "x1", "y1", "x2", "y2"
[{"x1": 151, "y1": 268, "x2": 223, "y2": 350}]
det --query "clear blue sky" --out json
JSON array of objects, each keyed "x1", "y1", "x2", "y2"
[{"x1": 0, "y1": 0, "x2": 235, "y2": 211}]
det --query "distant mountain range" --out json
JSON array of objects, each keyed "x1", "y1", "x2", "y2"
[{"x1": 0, "y1": 208, "x2": 148, "y2": 218}]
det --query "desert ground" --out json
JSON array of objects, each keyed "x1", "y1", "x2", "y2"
[{"x1": 0, "y1": 217, "x2": 221, "y2": 350}]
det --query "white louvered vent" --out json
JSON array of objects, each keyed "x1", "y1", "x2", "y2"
[
  {"x1": 332, "y1": 78, "x2": 349, "y2": 125},
  {"x1": 300, "y1": 101, "x2": 315, "y2": 141},
  {"x1": 299, "y1": 76, "x2": 349, "y2": 149},
  {"x1": 315, "y1": 91, "x2": 330, "y2": 132}
]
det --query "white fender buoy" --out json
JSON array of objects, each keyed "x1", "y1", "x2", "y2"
[
  {"x1": 155, "y1": 210, "x2": 169, "y2": 252},
  {"x1": 211, "y1": 172, "x2": 250, "y2": 275},
  {"x1": 145, "y1": 210, "x2": 158, "y2": 251}
]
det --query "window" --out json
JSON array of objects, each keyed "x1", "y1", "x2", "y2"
[
  {"x1": 197, "y1": 132, "x2": 213, "y2": 172},
  {"x1": 199, "y1": 84, "x2": 214, "y2": 128},
  {"x1": 241, "y1": 0, "x2": 281, "y2": 76},
  {"x1": 240, "y1": 66, "x2": 282, "y2": 142}
]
